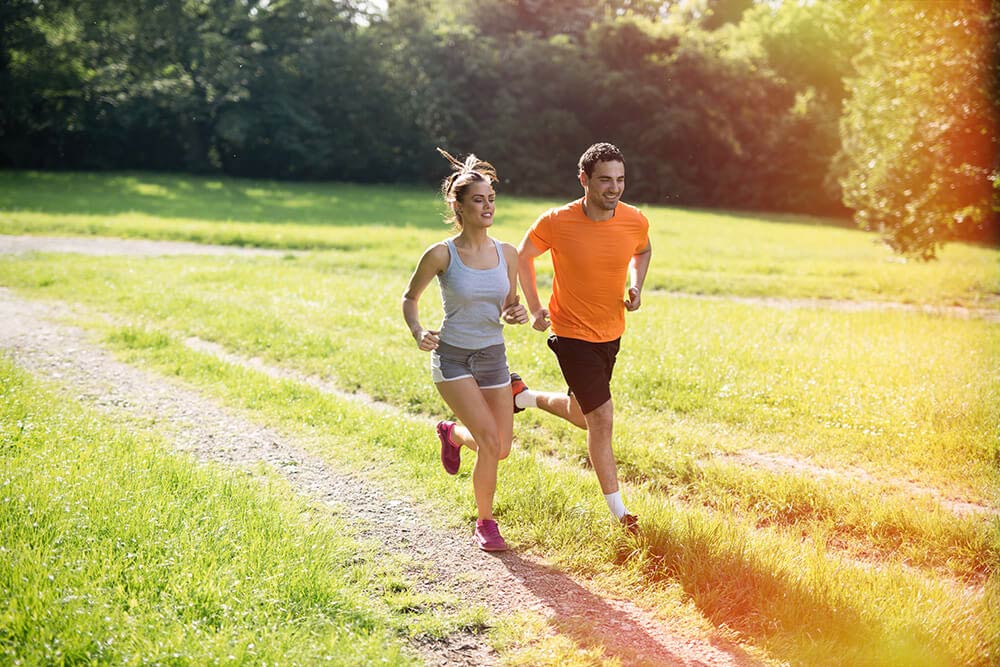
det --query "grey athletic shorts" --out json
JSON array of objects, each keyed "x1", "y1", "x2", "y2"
[{"x1": 431, "y1": 341, "x2": 510, "y2": 389}]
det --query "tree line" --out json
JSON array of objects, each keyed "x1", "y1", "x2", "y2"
[{"x1": 2, "y1": 0, "x2": 996, "y2": 258}]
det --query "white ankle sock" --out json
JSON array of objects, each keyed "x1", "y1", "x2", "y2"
[
  {"x1": 604, "y1": 491, "x2": 627, "y2": 519},
  {"x1": 514, "y1": 389, "x2": 537, "y2": 410}
]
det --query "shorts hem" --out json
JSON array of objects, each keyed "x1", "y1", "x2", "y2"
[
  {"x1": 479, "y1": 381, "x2": 512, "y2": 390},
  {"x1": 434, "y1": 373, "x2": 474, "y2": 384}
]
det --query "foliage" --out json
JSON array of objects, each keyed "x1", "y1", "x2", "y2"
[
  {"x1": 839, "y1": 0, "x2": 999, "y2": 259},
  {"x1": 1, "y1": 0, "x2": 997, "y2": 254}
]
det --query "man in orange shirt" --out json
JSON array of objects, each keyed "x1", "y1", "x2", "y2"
[{"x1": 516, "y1": 142, "x2": 652, "y2": 530}]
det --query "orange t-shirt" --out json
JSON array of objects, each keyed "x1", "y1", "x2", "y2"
[{"x1": 528, "y1": 199, "x2": 649, "y2": 343}]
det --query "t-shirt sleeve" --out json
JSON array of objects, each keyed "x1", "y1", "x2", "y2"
[
  {"x1": 634, "y1": 210, "x2": 650, "y2": 253},
  {"x1": 527, "y1": 211, "x2": 553, "y2": 252}
]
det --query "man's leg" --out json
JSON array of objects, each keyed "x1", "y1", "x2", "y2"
[
  {"x1": 536, "y1": 392, "x2": 588, "y2": 429},
  {"x1": 582, "y1": 398, "x2": 617, "y2": 494},
  {"x1": 513, "y1": 376, "x2": 587, "y2": 429},
  {"x1": 583, "y1": 398, "x2": 634, "y2": 526}
]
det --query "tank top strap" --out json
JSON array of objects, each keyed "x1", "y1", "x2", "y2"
[{"x1": 492, "y1": 239, "x2": 506, "y2": 271}]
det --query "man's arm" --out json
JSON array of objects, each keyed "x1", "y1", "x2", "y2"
[
  {"x1": 625, "y1": 241, "x2": 652, "y2": 312},
  {"x1": 517, "y1": 235, "x2": 550, "y2": 331}
]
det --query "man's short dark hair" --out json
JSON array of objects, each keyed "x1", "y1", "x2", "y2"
[{"x1": 578, "y1": 142, "x2": 625, "y2": 178}]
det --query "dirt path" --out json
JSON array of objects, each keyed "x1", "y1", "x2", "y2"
[
  {"x1": 720, "y1": 450, "x2": 994, "y2": 518},
  {"x1": 655, "y1": 290, "x2": 1000, "y2": 323},
  {"x1": 0, "y1": 233, "x2": 296, "y2": 257},
  {"x1": 0, "y1": 298, "x2": 757, "y2": 663},
  {"x1": 4, "y1": 233, "x2": 997, "y2": 323}
]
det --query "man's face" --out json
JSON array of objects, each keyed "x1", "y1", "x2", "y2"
[{"x1": 581, "y1": 160, "x2": 625, "y2": 213}]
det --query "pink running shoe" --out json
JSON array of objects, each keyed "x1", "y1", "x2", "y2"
[
  {"x1": 436, "y1": 420, "x2": 461, "y2": 475},
  {"x1": 474, "y1": 519, "x2": 508, "y2": 552}
]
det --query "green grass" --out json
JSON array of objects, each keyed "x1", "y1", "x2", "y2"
[
  {"x1": 91, "y1": 322, "x2": 998, "y2": 667},
  {"x1": 0, "y1": 359, "x2": 424, "y2": 665},
  {"x1": 2, "y1": 170, "x2": 998, "y2": 666},
  {"x1": 1, "y1": 170, "x2": 998, "y2": 307}
]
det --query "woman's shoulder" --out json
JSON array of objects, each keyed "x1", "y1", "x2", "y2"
[
  {"x1": 497, "y1": 240, "x2": 519, "y2": 262},
  {"x1": 427, "y1": 238, "x2": 452, "y2": 253},
  {"x1": 420, "y1": 240, "x2": 452, "y2": 270}
]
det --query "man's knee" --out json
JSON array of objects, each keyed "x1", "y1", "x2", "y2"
[{"x1": 583, "y1": 399, "x2": 613, "y2": 427}]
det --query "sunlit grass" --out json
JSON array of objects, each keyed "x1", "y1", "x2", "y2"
[
  {"x1": 1, "y1": 170, "x2": 998, "y2": 307},
  {"x1": 3, "y1": 252, "x2": 994, "y2": 498},
  {"x1": 0, "y1": 359, "x2": 420, "y2": 665},
  {"x1": 2, "y1": 170, "x2": 998, "y2": 665},
  {"x1": 89, "y1": 323, "x2": 999, "y2": 666}
]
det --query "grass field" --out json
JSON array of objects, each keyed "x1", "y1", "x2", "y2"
[
  {"x1": 0, "y1": 357, "x2": 454, "y2": 665},
  {"x1": 1, "y1": 170, "x2": 998, "y2": 665}
]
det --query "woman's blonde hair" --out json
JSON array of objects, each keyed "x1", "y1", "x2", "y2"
[{"x1": 437, "y1": 147, "x2": 498, "y2": 229}]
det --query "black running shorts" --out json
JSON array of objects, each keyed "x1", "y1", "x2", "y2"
[{"x1": 546, "y1": 335, "x2": 621, "y2": 414}]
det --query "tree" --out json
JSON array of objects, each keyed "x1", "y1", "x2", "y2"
[
  {"x1": 734, "y1": 0, "x2": 860, "y2": 213},
  {"x1": 700, "y1": 0, "x2": 755, "y2": 31},
  {"x1": 839, "y1": 0, "x2": 998, "y2": 259}
]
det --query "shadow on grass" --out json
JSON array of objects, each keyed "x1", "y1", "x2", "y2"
[
  {"x1": 0, "y1": 170, "x2": 445, "y2": 228},
  {"x1": 495, "y1": 550, "x2": 760, "y2": 667},
  {"x1": 617, "y1": 527, "x2": 956, "y2": 667}
]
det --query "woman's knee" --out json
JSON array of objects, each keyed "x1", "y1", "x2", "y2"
[
  {"x1": 498, "y1": 440, "x2": 512, "y2": 460},
  {"x1": 472, "y1": 430, "x2": 501, "y2": 458}
]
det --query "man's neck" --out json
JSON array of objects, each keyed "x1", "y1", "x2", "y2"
[{"x1": 581, "y1": 198, "x2": 615, "y2": 222}]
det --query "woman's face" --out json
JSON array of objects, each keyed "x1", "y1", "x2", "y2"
[{"x1": 454, "y1": 180, "x2": 496, "y2": 229}]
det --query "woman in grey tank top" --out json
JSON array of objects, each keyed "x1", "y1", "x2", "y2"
[{"x1": 402, "y1": 149, "x2": 528, "y2": 552}]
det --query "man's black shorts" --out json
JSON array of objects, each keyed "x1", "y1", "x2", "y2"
[{"x1": 546, "y1": 335, "x2": 621, "y2": 414}]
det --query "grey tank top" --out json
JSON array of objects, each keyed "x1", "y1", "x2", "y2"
[{"x1": 437, "y1": 238, "x2": 508, "y2": 349}]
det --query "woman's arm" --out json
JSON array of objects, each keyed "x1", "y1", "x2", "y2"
[{"x1": 402, "y1": 243, "x2": 448, "y2": 350}]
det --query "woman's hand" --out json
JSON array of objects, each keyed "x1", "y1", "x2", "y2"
[{"x1": 415, "y1": 328, "x2": 440, "y2": 351}]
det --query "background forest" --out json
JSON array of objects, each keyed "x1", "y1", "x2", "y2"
[{"x1": 2, "y1": 0, "x2": 997, "y2": 258}]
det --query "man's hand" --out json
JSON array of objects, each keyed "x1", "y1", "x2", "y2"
[
  {"x1": 625, "y1": 286, "x2": 642, "y2": 312},
  {"x1": 531, "y1": 307, "x2": 551, "y2": 331}
]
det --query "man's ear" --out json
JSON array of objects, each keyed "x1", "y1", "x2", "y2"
[{"x1": 578, "y1": 170, "x2": 588, "y2": 189}]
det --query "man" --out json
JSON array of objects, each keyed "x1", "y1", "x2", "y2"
[{"x1": 516, "y1": 142, "x2": 652, "y2": 529}]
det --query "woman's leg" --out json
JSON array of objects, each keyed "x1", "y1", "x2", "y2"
[
  {"x1": 481, "y1": 385, "x2": 515, "y2": 460},
  {"x1": 435, "y1": 378, "x2": 502, "y2": 521}
]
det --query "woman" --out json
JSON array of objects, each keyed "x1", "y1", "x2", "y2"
[{"x1": 402, "y1": 149, "x2": 528, "y2": 552}]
